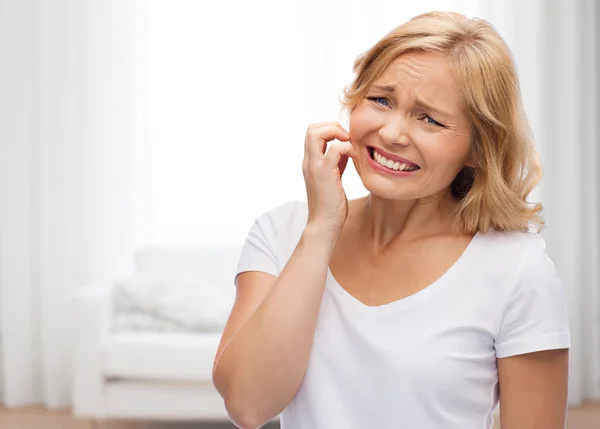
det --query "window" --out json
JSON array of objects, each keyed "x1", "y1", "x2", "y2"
[{"x1": 144, "y1": 0, "x2": 472, "y2": 246}]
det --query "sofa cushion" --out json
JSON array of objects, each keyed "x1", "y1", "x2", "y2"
[
  {"x1": 104, "y1": 380, "x2": 228, "y2": 420},
  {"x1": 112, "y1": 272, "x2": 232, "y2": 332},
  {"x1": 103, "y1": 332, "x2": 221, "y2": 382}
]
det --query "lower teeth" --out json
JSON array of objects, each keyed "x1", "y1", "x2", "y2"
[{"x1": 378, "y1": 161, "x2": 416, "y2": 172}]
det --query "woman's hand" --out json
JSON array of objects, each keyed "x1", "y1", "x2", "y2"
[{"x1": 302, "y1": 121, "x2": 356, "y2": 235}]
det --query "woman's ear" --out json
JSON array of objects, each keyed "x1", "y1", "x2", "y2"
[{"x1": 464, "y1": 138, "x2": 477, "y2": 169}]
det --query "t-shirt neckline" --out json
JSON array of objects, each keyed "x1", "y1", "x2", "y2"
[{"x1": 325, "y1": 231, "x2": 482, "y2": 315}]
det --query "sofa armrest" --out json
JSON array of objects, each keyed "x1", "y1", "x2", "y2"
[{"x1": 72, "y1": 285, "x2": 114, "y2": 418}]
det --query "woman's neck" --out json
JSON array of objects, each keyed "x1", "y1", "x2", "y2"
[{"x1": 352, "y1": 191, "x2": 458, "y2": 252}]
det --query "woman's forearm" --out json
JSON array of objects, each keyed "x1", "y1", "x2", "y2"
[{"x1": 213, "y1": 224, "x2": 339, "y2": 428}]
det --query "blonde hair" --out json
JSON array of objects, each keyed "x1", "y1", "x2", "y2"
[{"x1": 343, "y1": 11, "x2": 543, "y2": 234}]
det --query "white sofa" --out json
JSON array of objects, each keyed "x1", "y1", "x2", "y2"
[{"x1": 72, "y1": 246, "x2": 248, "y2": 424}]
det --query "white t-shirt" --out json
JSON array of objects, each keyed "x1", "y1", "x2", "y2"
[{"x1": 235, "y1": 201, "x2": 571, "y2": 429}]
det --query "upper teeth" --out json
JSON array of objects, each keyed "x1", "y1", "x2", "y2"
[{"x1": 373, "y1": 150, "x2": 416, "y2": 171}]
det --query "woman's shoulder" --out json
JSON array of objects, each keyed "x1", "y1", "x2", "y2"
[
  {"x1": 478, "y1": 228, "x2": 545, "y2": 247},
  {"x1": 472, "y1": 230, "x2": 564, "y2": 318},
  {"x1": 251, "y1": 200, "x2": 308, "y2": 247},
  {"x1": 256, "y1": 200, "x2": 308, "y2": 227},
  {"x1": 476, "y1": 228, "x2": 551, "y2": 272},
  {"x1": 249, "y1": 201, "x2": 308, "y2": 268}
]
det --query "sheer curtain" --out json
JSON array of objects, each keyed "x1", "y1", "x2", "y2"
[
  {"x1": 0, "y1": 0, "x2": 144, "y2": 407},
  {"x1": 145, "y1": 0, "x2": 599, "y2": 405},
  {"x1": 144, "y1": 0, "x2": 458, "y2": 247},
  {"x1": 0, "y1": 0, "x2": 594, "y2": 411}
]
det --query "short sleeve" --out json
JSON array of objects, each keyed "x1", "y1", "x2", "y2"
[
  {"x1": 495, "y1": 239, "x2": 571, "y2": 358},
  {"x1": 234, "y1": 210, "x2": 281, "y2": 286}
]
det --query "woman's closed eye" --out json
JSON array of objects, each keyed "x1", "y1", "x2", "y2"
[{"x1": 421, "y1": 115, "x2": 444, "y2": 127}]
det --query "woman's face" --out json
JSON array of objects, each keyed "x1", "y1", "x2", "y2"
[{"x1": 349, "y1": 51, "x2": 473, "y2": 202}]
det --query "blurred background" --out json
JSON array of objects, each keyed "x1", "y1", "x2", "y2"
[{"x1": 0, "y1": 0, "x2": 598, "y2": 428}]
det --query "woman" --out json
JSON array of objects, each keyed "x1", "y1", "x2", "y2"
[{"x1": 213, "y1": 11, "x2": 570, "y2": 429}]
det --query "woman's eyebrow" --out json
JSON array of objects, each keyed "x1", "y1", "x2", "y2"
[
  {"x1": 414, "y1": 98, "x2": 453, "y2": 119},
  {"x1": 371, "y1": 84, "x2": 396, "y2": 94}
]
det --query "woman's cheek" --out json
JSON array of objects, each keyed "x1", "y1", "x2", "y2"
[{"x1": 356, "y1": 111, "x2": 382, "y2": 140}]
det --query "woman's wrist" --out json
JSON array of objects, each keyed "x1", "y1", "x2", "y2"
[{"x1": 302, "y1": 222, "x2": 342, "y2": 250}]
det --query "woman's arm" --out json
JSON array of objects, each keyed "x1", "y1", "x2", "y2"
[
  {"x1": 497, "y1": 348, "x2": 569, "y2": 429},
  {"x1": 213, "y1": 122, "x2": 354, "y2": 429},
  {"x1": 212, "y1": 225, "x2": 337, "y2": 429}
]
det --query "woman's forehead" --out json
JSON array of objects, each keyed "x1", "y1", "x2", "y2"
[{"x1": 372, "y1": 52, "x2": 467, "y2": 112}]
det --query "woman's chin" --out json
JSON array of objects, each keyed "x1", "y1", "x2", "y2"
[{"x1": 360, "y1": 177, "x2": 417, "y2": 201}]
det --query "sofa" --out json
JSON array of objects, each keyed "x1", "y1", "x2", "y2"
[{"x1": 72, "y1": 246, "x2": 244, "y2": 424}]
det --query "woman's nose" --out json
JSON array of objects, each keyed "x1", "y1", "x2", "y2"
[{"x1": 378, "y1": 117, "x2": 410, "y2": 147}]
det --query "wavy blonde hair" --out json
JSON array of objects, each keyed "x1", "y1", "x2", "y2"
[{"x1": 342, "y1": 11, "x2": 543, "y2": 233}]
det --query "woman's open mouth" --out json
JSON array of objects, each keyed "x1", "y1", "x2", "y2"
[{"x1": 367, "y1": 147, "x2": 421, "y2": 173}]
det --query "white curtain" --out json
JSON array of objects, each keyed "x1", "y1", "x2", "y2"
[
  {"x1": 145, "y1": 0, "x2": 599, "y2": 405},
  {"x1": 143, "y1": 0, "x2": 460, "y2": 247},
  {"x1": 468, "y1": 0, "x2": 600, "y2": 406},
  {"x1": 0, "y1": 0, "x2": 144, "y2": 407},
  {"x1": 469, "y1": 0, "x2": 599, "y2": 404}
]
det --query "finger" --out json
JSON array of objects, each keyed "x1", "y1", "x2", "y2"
[
  {"x1": 307, "y1": 124, "x2": 350, "y2": 159},
  {"x1": 303, "y1": 122, "x2": 349, "y2": 162},
  {"x1": 323, "y1": 141, "x2": 353, "y2": 170},
  {"x1": 346, "y1": 138, "x2": 359, "y2": 159},
  {"x1": 303, "y1": 123, "x2": 336, "y2": 159},
  {"x1": 338, "y1": 154, "x2": 349, "y2": 176},
  {"x1": 311, "y1": 122, "x2": 350, "y2": 141}
]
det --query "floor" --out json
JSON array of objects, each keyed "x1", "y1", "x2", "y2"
[
  {"x1": 0, "y1": 407, "x2": 278, "y2": 429},
  {"x1": 0, "y1": 404, "x2": 599, "y2": 428}
]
